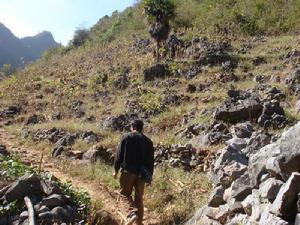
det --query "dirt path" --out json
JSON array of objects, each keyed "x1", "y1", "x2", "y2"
[{"x1": 0, "y1": 127, "x2": 161, "y2": 225}]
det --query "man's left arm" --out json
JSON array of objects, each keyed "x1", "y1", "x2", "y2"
[{"x1": 113, "y1": 136, "x2": 126, "y2": 178}]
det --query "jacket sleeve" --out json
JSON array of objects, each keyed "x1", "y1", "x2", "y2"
[
  {"x1": 114, "y1": 136, "x2": 126, "y2": 172},
  {"x1": 148, "y1": 141, "x2": 155, "y2": 177}
]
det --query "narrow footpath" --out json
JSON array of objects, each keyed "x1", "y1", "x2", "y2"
[{"x1": 0, "y1": 127, "x2": 160, "y2": 225}]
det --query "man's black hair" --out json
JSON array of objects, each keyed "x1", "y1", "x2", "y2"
[{"x1": 131, "y1": 119, "x2": 144, "y2": 132}]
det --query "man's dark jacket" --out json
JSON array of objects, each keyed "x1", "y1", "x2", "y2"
[{"x1": 114, "y1": 132, "x2": 154, "y2": 179}]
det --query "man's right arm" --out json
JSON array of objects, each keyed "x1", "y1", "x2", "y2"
[{"x1": 147, "y1": 140, "x2": 155, "y2": 178}]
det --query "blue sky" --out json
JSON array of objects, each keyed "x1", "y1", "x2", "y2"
[{"x1": 0, "y1": 0, "x2": 136, "y2": 45}]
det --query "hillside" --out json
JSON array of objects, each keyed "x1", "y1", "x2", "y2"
[
  {"x1": 1, "y1": 0, "x2": 300, "y2": 224},
  {"x1": 0, "y1": 23, "x2": 59, "y2": 73}
]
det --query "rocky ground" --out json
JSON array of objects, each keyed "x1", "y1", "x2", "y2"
[
  {"x1": 186, "y1": 122, "x2": 300, "y2": 225},
  {"x1": 1, "y1": 27, "x2": 300, "y2": 224},
  {"x1": 0, "y1": 145, "x2": 90, "y2": 225}
]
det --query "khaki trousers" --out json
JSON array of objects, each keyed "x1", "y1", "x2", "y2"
[{"x1": 119, "y1": 171, "x2": 145, "y2": 224}]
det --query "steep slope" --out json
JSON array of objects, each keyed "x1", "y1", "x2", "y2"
[{"x1": 1, "y1": 1, "x2": 300, "y2": 224}]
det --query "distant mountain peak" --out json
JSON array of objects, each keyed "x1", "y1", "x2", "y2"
[{"x1": 0, "y1": 23, "x2": 59, "y2": 69}]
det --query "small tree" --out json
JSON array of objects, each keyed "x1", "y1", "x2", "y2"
[
  {"x1": 143, "y1": 0, "x2": 175, "y2": 63},
  {"x1": 72, "y1": 28, "x2": 89, "y2": 47}
]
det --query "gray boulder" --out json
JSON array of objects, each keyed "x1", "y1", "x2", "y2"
[
  {"x1": 185, "y1": 206, "x2": 221, "y2": 225},
  {"x1": 226, "y1": 138, "x2": 248, "y2": 152},
  {"x1": 25, "y1": 114, "x2": 45, "y2": 125},
  {"x1": 38, "y1": 205, "x2": 79, "y2": 224},
  {"x1": 258, "y1": 100, "x2": 288, "y2": 129},
  {"x1": 211, "y1": 146, "x2": 248, "y2": 187},
  {"x1": 3, "y1": 174, "x2": 43, "y2": 203},
  {"x1": 81, "y1": 131, "x2": 98, "y2": 143},
  {"x1": 224, "y1": 173, "x2": 252, "y2": 202},
  {"x1": 226, "y1": 214, "x2": 250, "y2": 225},
  {"x1": 206, "y1": 200, "x2": 244, "y2": 224},
  {"x1": 83, "y1": 145, "x2": 114, "y2": 163},
  {"x1": 270, "y1": 172, "x2": 300, "y2": 217},
  {"x1": 231, "y1": 122, "x2": 253, "y2": 138},
  {"x1": 40, "y1": 194, "x2": 69, "y2": 209},
  {"x1": 208, "y1": 186, "x2": 226, "y2": 207},
  {"x1": 249, "y1": 122, "x2": 300, "y2": 187},
  {"x1": 259, "y1": 178, "x2": 284, "y2": 202},
  {"x1": 242, "y1": 130, "x2": 271, "y2": 158},
  {"x1": 250, "y1": 203, "x2": 270, "y2": 223},
  {"x1": 259, "y1": 210, "x2": 289, "y2": 225},
  {"x1": 242, "y1": 190, "x2": 260, "y2": 216},
  {"x1": 102, "y1": 113, "x2": 138, "y2": 131},
  {"x1": 52, "y1": 134, "x2": 76, "y2": 157},
  {"x1": 214, "y1": 97, "x2": 263, "y2": 123}
]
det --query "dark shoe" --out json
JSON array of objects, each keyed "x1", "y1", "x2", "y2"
[{"x1": 126, "y1": 213, "x2": 138, "y2": 225}]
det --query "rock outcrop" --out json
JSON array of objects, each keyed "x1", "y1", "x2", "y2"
[
  {"x1": 0, "y1": 173, "x2": 86, "y2": 224},
  {"x1": 186, "y1": 122, "x2": 300, "y2": 225}
]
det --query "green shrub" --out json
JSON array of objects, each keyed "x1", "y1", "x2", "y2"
[{"x1": 138, "y1": 91, "x2": 163, "y2": 114}]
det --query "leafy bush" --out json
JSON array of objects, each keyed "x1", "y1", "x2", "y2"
[
  {"x1": 138, "y1": 91, "x2": 164, "y2": 114},
  {"x1": 0, "y1": 156, "x2": 33, "y2": 179}
]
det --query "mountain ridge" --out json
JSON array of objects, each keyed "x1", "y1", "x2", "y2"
[{"x1": 0, "y1": 23, "x2": 59, "y2": 72}]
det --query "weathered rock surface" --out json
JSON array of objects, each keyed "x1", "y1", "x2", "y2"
[
  {"x1": 242, "y1": 130, "x2": 271, "y2": 158},
  {"x1": 214, "y1": 90, "x2": 263, "y2": 123},
  {"x1": 259, "y1": 178, "x2": 284, "y2": 202},
  {"x1": 40, "y1": 194, "x2": 69, "y2": 209},
  {"x1": 210, "y1": 146, "x2": 248, "y2": 187},
  {"x1": 83, "y1": 145, "x2": 114, "y2": 163},
  {"x1": 102, "y1": 113, "x2": 138, "y2": 131},
  {"x1": 0, "y1": 173, "x2": 86, "y2": 225},
  {"x1": 249, "y1": 122, "x2": 300, "y2": 187},
  {"x1": 270, "y1": 172, "x2": 300, "y2": 217},
  {"x1": 285, "y1": 68, "x2": 300, "y2": 95},
  {"x1": 208, "y1": 186, "x2": 226, "y2": 207},
  {"x1": 3, "y1": 174, "x2": 43, "y2": 203},
  {"x1": 186, "y1": 122, "x2": 300, "y2": 225},
  {"x1": 231, "y1": 122, "x2": 253, "y2": 138}
]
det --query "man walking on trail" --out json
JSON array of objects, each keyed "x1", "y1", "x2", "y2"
[{"x1": 113, "y1": 120, "x2": 154, "y2": 225}]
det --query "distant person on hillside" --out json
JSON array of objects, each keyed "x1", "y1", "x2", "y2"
[{"x1": 113, "y1": 119, "x2": 154, "y2": 225}]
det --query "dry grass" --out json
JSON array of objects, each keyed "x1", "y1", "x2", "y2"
[{"x1": 62, "y1": 160, "x2": 212, "y2": 224}]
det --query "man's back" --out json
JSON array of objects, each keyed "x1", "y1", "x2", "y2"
[{"x1": 114, "y1": 132, "x2": 154, "y2": 177}]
